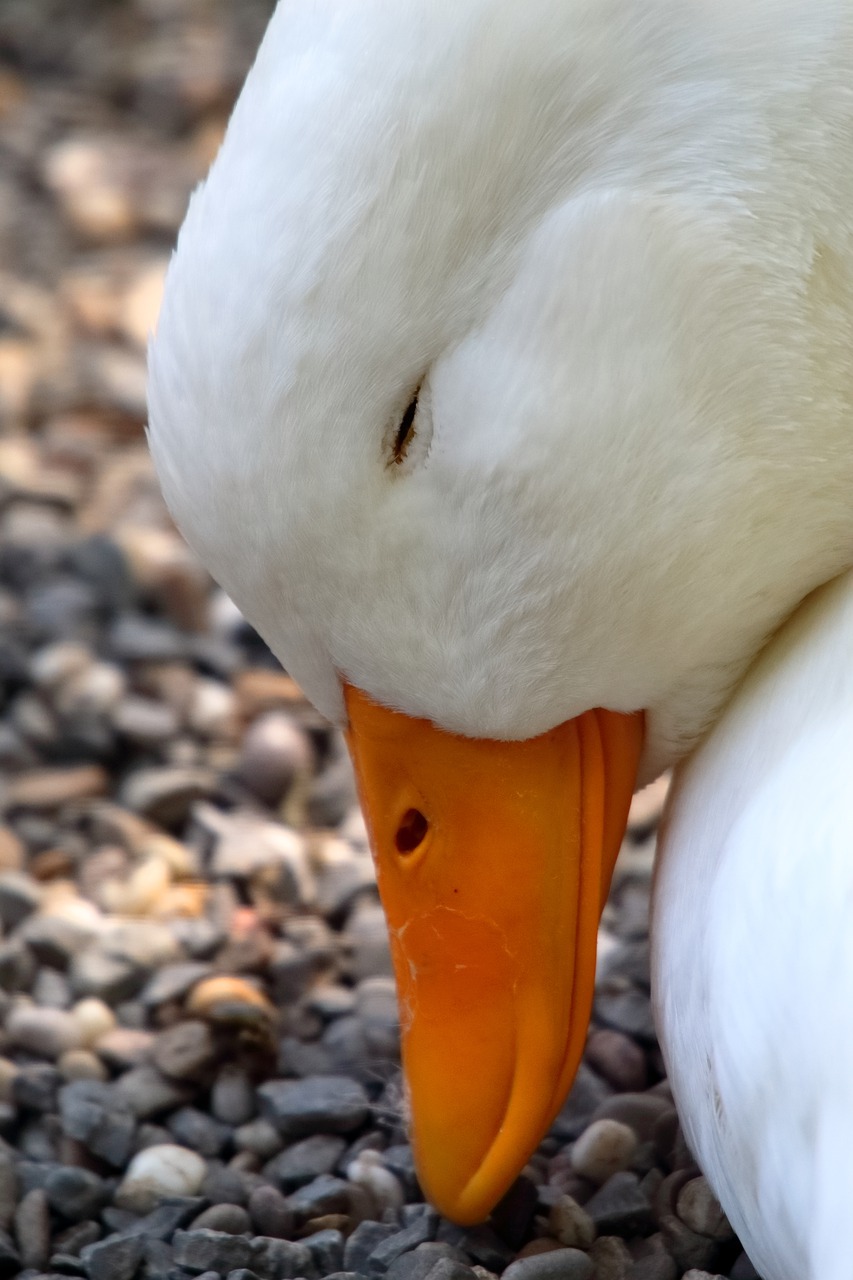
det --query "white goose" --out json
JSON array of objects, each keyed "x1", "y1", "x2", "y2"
[{"x1": 147, "y1": 0, "x2": 853, "y2": 1274}]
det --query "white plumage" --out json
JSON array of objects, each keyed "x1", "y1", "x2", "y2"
[{"x1": 147, "y1": 0, "x2": 853, "y2": 1271}]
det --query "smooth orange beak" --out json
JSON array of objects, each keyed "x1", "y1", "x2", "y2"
[{"x1": 344, "y1": 684, "x2": 643, "y2": 1224}]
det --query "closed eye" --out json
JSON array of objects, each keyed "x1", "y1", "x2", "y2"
[{"x1": 392, "y1": 388, "x2": 420, "y2": 465}]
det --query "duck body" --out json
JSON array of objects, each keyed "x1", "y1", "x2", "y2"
[
  {"x1": 656, "y1": 569, "x2": 853, "y2": 1280},
  {"x1": 147, "y1": 0, "x2": 853, "y2": 1259}
]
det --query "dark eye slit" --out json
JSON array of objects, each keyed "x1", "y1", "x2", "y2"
[{"x1": 393, "y1": 388, "x2": 420, "y2": 464}]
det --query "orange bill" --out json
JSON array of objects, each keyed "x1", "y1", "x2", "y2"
[{"x1": 344, "y1": 684, "x2": 643, "y2": 1225}]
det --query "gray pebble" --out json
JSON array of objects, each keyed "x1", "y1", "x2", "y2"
[
  {"x1": 113, "y1": 1065, "x2": 193, "y2": 1119},
  {"x1": 70, "y1": 950, "x2": 141, "y2": 1005},
  {"x1": 235, "y1": 1119, "x2": 282, "y2": 1161},
  {"x1": 189, "y1": 1204, "x2": 252, "y2": 1235},
  {"x1": 0, "y1": 937, "x2": 37, "y2": 993},
  {"x1": 286, "y1": 1173, "x2": 352, "y2": 1220},
  {"x1": 172, "y1": 1228, "x2": 253, "y2": 1274},
  {"x1": 44, "y1": 1167, "x2": 108, "y2": 1222},
  {"x1": 503, "y1": 1250, "x2": 594, "y2": 1280},
  {"x1": 14, "y1": 1063, "x2": 61, "y2": 1112},
  {"x1": 424, "y1": 1263, "x2": 478, "y2": 1280},
  {"x1": 14, "y1": 1188, "x2": 50, "y2": 1271},
  {"x1": 584, "y1": 1172, "x2": 654, "y2": 1238},
  {"x1": 0, "y1": 1152, "x2": 18, "y2": 1230},
  {"x1": 0, "y1": 1231, "x2": 20, "y2": 1278},
  {"x1": 152, "y1": 1020, "x2": 217, "y2": 1082},
  {"x1": 0, "y1": 872, "x2": 42, "y2": 929},
  {"x1": 237, "y1": 711, "x2": 312, "y2": 806},
  {"x1": 588, "y1": 1236, "x2": 632, "y2": 1280},
  {"x1": 257, "y1": 1076, "x2": 369, "y2": 1138},
  {"x1": 658, "y1": 1214, "x2": 722, "y2": 1274},
  {"x1": 53, "y1": 1222, "x2": 102, "y2": 1257},
  {"x1": 211, "y1": 1067, "x2": 255, "y2": 1127},
  {"x1": 247, "y1": 1185, "x2": 294, "y2": 1239},
  {"x1": 592, "y1": 1094, "x2": 674, "y2": 1143},
  {"x1": 59, "y1": 1080, "x2": 137, "y2": 1167},
  {"x1": 550, "y1": 1063, "x2": 614, "y2": 1141},
  {"x1": 80, "y1": 1233, "x2": 143, "y2": 1280},
  {"x1": 21, "y1": 916, "x2": 94, "y2": 969},
  {"x1": 343, "y1": 904, "x2": 393, "y2": 981},
  {"x1": 435, "y1": 1224, "x2": 512, "y2": 1274},
  {"x1": 344, "y1": 1221, "x2": 397, "y2": 1271},
  {"x1": 386, "y1": 1243, "x2": 469, "y2": 1280},
  {"x1": 304, "y1": 1227, "x2": 345, "y2": 1273},
  {"x1": 263, "y1": 1134, "x2": 347, "y2": 1190},
  {"x1": 249, "y1": 1236, "x2": 314, "y2": 1280},
  {"x1": 122, "y1": 1198, "x2": 206, "y2": 1240},
  {"x1": 201, "y1": 1164, "x2": 253, "y2": 1207},
  {"x1": 594, "y1": 983, "x2": 657, "y2": 1042},
  {"x1": 167, "y1": 1106, "x2": 230, "y2": 1158},
  {"x1": 139, "y1": 963, "x2": 212, "y2": 1009},
  {"x1": 572, "y1": 1119, "x2": 637, "y2": 1184},
  {"x1": 626, "y1": 1255, "x2": 678, "y2": 1280},
  {"x1": 367, "y1": 1212, "x2": 437, "y2": 1272}
]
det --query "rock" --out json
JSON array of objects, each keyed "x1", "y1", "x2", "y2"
[
  {"x1": 2, "y1": 766, "x2": 108, "y2": 811},
  {"x1": 626, "y1": 1256, "x2": 678, "y2": 1280},
  {"x1": 139, "y1": 963, "x2": 211, "y2": 1009},
  {"x1": 58, "y1": 1048, "x2": 109, "y2": 1083},
  {"x1": 584, "y1": 1029, "x2": 647, "y2": 1092},
  {"x1": 7, "y1": 1004, "x2": 84, "y2": 1059},
  {"x1": 0, "y1": 828, "x2": 24, "y2": 872},
  {"x1": 211, "y1": 1066, "x2": 255, "y2": 1126},
  {"x1": 167, "y1": 1106, "x2": 230, "y2": 1158},
  {"x1": 386, "y1": 1243, "x2": 470, "y2": 1280},
  {"x1": 71, "y1": 998, "x2": 117, "y2": 1047},
  {"x1": 237, "y1": 711, "x2": 312, "y2": 806},
  {"x1": 0, "y1": 1231, "x2": 19, "y2": 1279},
  {"x1": 235, "y1": 1119, "x2": 282, "y2": 1161},
  {"x1": 592, "y1": 1094, "x2": 674, "y2": 1143},
  {"x1": 201, "y1": 1165, "x2": 252, "y2": 1208},
  {"x1": 152, "y1": 1020, "x2": 217, "y2": 1082},
  {"x1": 594, "y1": 984, "x2": 657, "y2": 1042},
  {"x1": 44, "y1": 1166, "x2": 108, "y2": 1222},
  {"x1": 286, "y1": 1174, "x2": 354, "y2": 1221},
  {"x1": 583, "y1": 1173, "x2": 655, "y2": 1238},
  {"x1": 250, "y1": 1236, "x2": 315, "y2": 1279},
  {"x1": 344, "y1": 903, "x2": 393, "y2": 981},
  {"x1": 112, "y1": 696, "x2": 179, "y2": 746},
  {"x1": 189, "y1": 1204, "x2": 252, "y2": 1235},
  {"x1": 14, "y1": 1188, "x2": 50, "y2": 1270},
  {"x1": 0, "y1": 1156, "x2": 16, "y2": 1231},
  {"x1": 120, "y1": 765, "x2": 217, "y2": 826},
  {"x1": 247, "y1": 1184, "x2": 294, "y2": 1239},
  {"x1": 548, "y1": 1195, "x2": 596, "y2": 1249},
  {"x1": 258, "y1": 1076, "x2": 369, "y2": 1138},
  {"x1": 587, "y1": 1237, "x2": 632, "y2": 1280},
  {"x1": 58, "y1": 1079, "x2": 137, "y2": 1166},
  {"x1": 13, "y1": 1062, "x2": 61, "y2": 1111},
  {"x1": 366, "y1": 1213, "x2": 437, "y2": 1272},
  {"x1": 81, "y1": 1233, "x2": 144, "y2": 1280},
  {"x1": 502, "y1": 1252, "x2": 594, "y2": 1280},
  {"x1": 171, "y1": 1223, "x2": 252, "y2": 1274},
  {"x1": 185, "y1": 974, "x2": 275, "y2": 1027},
  {"x1": 304, "y1": 1227, "x2": 345, "y2": 1273},
  {"x1": 70, "y1": 949, "x2": 143, "y2": 1005},
  {"x1": 0, "y1": 872, "x2": 42, "y2": 929},
  {"x1": 346, "y1": 1150, "x2": 404, "y2": 1216},
  {"x1": 115, "y1": 1144, "x2": 207, "y2": 1214},
  {"x1": 571, "y1": 1119, "x2": 638, "y2": 1185},
  {"x1": 20, "y1": 914, "x2": 97, "y2": 969},
  {"x1": 344, "y1": 1221, "x2": 397, "y2": 1272},
  {"x1": 675, "y1": 1178, "x2": 733, "y2": 1240}
]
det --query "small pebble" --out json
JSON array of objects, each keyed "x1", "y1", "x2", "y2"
[
  {"x1": 115, "y1": 1144, "x2": 207, "y2": 1213},
  {"x1": 502, "y1": 1249, "x2": 594, "y2": 1280},
  {"x1": 571, "y1": 1119, "x2": 638, "y2": 1184}
]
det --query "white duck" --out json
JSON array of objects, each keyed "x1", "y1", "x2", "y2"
[{"x1": 147, "y1": 0, "x2": 853, "y2": 1272}]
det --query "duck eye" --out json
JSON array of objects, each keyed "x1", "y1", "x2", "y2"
[
  {"x1": 392, "y1": 391, "x2": 419, "y2": 464},
  {"x1": 395, "y1": 808, "x2": 429, "y2": 854}
]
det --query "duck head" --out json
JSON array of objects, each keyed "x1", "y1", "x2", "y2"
[{"x1": 148, "y1": 0, "x2": 852, "y2": 1223}]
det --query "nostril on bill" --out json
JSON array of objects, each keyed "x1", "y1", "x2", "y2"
[{"x1": 395, "y1": 808, "x2": 429, "y2": 854}]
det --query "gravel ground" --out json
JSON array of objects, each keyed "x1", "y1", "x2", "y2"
[{"x1": 0, "y1": 3, "x2": 760, "y2": 1279}]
